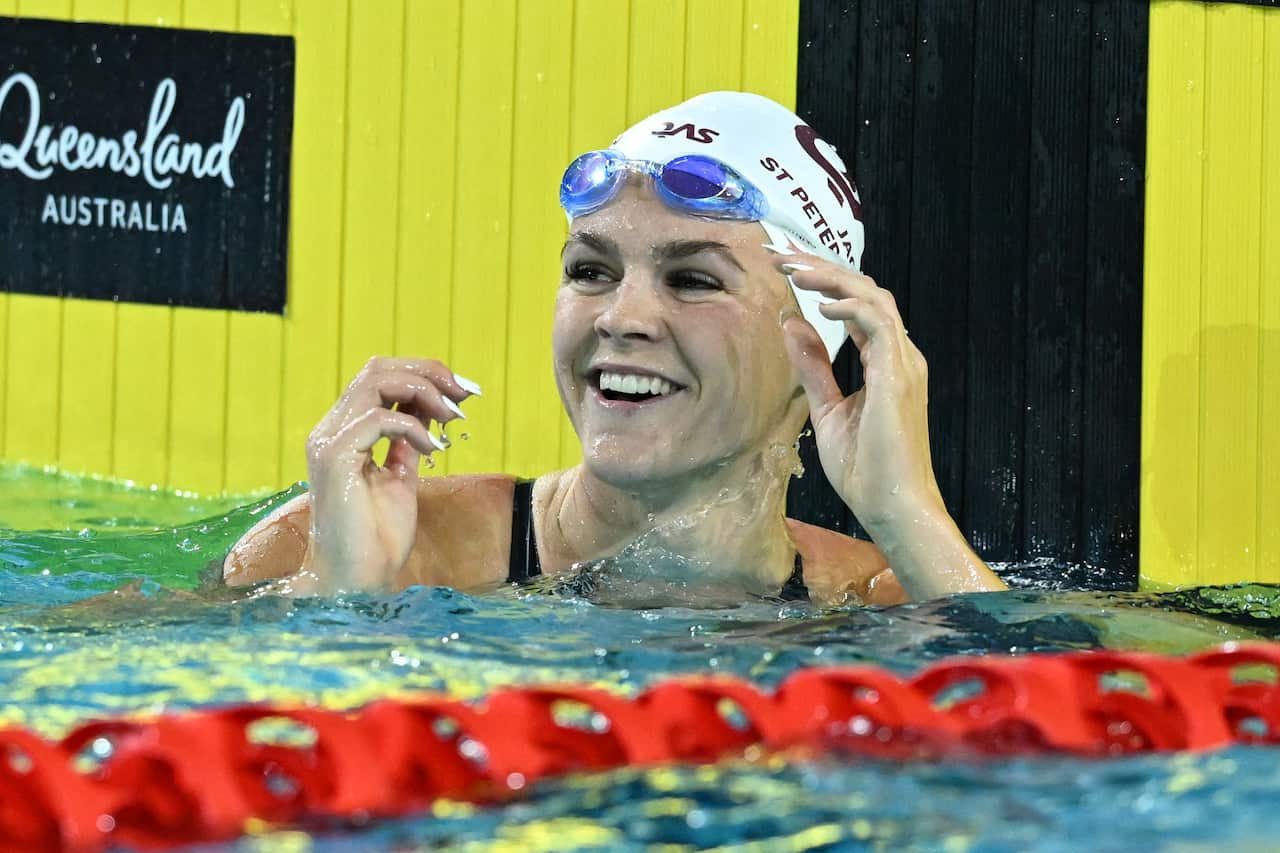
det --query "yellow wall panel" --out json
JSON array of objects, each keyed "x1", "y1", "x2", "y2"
[
  {"x1": 338, "y1": 0, "x2": 404, "y2": 384},
  {"x1": 503, "y1": 0, "x2": 573, "y2": 478},
  {"x1": 1141, "y1": 1, "x2": 1205, "y2": 589},
  {"x1": 278, "y1": 0, "x2": 348, "y2": 486},
  {"x1": 558, "y1": 0, "x2": 631, "y2": 470},
  {"x1": 394, "y1": 0, "x2": 460, "y2": 473},
  {"x1": 57, "y1": 298, "x2": 116, "y2": 475},
  {"x1": 445, "y1": 0, "x2": 517, "y2": 475},
  {"x1": 225, "y1": 312, "x2": 284, "y2": 492},
  {"x1": 684, "y1": 0, "x2": 743, "y2": 97},
  {"x1": 5, "y1": 294, "x2": 62, "y2": 466},
  {"x1": 55, "y1": 0, "x2": 125, "y2": 478},
  {"x1": 110, "y1": 0, "x2": 180, "y2": 487},
  {"x1": 628, "y1": 0, "x2": 686, "y2": 124},
  {"x1": 1258, "y1": 11, "x2": 1280, "y2": 582},
  {"x1": 5, "y1": 1, "x2": 70, "y2": 469},
  {"x1": 165, "y1": 0, "x2": 238, "y2": 492},
  {"x1": 223, "y1": 0, "x2": 291, "y2": 494},
  {"x1": 4, "y1": 0, "x2": 804, "y2": 498},
  {"x1": 1196, "y1": 4, "x2": 1263, "y2": 584},
  {"x1": 1144, "y1": 1, "x2": 1280, "y2": 589},
  {"x1": 742, "y1": 0, "x2": 799, "y2": 109}
]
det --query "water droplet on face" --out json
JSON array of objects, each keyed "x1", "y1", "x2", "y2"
[{"x1": 460, "y1": 432, "x2": 470, "y2": 440}]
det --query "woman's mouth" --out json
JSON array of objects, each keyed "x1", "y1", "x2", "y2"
[{"x1": 589, "y1": 368, "x2": 686, "y2": 407}]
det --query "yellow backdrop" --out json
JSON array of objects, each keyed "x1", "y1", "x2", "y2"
[
  {"x1": 0, "y1": 0, "x2": 799, "y2": 492},
  {"x1": 1143, "y1": 0, "x2": 1280, "y2": 588},
  {"x1": 6, "y1": 0, "x2": 1280, "y2": 591}
]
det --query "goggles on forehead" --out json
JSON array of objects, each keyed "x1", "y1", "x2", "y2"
[{"x1": 559, "y1": 149, "x2": 770, "y2": 222}]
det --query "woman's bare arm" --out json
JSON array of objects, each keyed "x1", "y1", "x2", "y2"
[
  {"x1": 223, "y1": 494, "x2": 312, "y2": 586},
  {"x1": 223, "y1": 475, "x2": 517, "y2": 592}
]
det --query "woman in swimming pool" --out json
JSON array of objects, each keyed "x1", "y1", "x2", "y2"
[{"x1": 223, "y1": 92, "x2": 1007, "y2": 605}]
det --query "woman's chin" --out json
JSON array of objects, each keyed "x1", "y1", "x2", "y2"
[{"x1": 581, "y1": 446, "x2": 690, "y2": 490}]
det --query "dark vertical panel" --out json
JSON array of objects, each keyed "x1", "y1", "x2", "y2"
[
  {"x1": 791, "y1": 1, "x2": 860, "y2": 532},
  {"x1": 1024, "y1": 3, "x2": 1090, "y2": 560},
  {"x1": 793, "y1": 0, "x2": 1143, "y2": 587},
  {"x1": 1081, "y1": 0, "x2": 1145, "y2": 581},
  {"x1": 964, "y1": 0, "x2": 1031, "y2": 557},
  {"x1": 846, "y1": 0, "x2": 918, "y2": 540},
  {"x1": 908, "y1": 0, "x2": 975, "y2": 531}
]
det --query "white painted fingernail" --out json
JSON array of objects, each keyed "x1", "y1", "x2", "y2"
[
  {"x1": 453, "y1": 374, "x2": 483, "y2": 396},
  {"x1": 762, "y1": 243, "x2": 795, "y2": 255},
  {"x1": 428, "y1": 432, "x2": 447, "y2": 451},
  {"x1": 442, "y1": 397, "x2": 467, "y2": 420},
  {"x1": 780, "y1": 263, "x2": 815, "y2": 273}
]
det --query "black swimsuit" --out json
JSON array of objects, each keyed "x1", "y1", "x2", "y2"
[{"x1": 506, "y1": 479, "x2": 810, "y2": 601}]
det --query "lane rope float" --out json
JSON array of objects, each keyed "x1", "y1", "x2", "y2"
[{"x1": 4, "y1": 642, "x2": 1280, "y2": 852}]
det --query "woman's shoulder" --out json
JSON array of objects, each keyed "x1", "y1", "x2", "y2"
[
  {"x1": 785, "y1": 518, "x2": 908, "y2": 606},
  {"x1": 223, "y1": 474, "x2": 525, "y2": 588}
]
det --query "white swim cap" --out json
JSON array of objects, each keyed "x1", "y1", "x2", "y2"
[{"x1": 605, "y1": 91, "x2": 866, "y2": 361}]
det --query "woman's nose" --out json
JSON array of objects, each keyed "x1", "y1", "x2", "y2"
[{"x1": 593, "y1": 277, "x2": 666, "y2": 342}]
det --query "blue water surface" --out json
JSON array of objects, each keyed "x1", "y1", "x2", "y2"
[{"x1": 2, "y1": 468, "x2": 1279, "y2": 851}]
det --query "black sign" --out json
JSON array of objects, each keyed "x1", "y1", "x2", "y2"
[{"x1": 0, "y1": 16, "x2": 294, "y2": 312}]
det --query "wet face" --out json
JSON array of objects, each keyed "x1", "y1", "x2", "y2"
[{"x1": 553, "y1": 181, "x2": 808, "y2": 491}]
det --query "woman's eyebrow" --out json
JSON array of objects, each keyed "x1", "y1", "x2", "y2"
[
  {"x1": 562, "y1": 231, "x2": 619, "y2": 258},
  {"x1": 654, "y1": 240, "x2": 746, "y2": 272}
]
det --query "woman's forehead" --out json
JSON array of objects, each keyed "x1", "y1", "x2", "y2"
[{"x1": 566, "y1": 184, "x2": 766, "y2": 253}]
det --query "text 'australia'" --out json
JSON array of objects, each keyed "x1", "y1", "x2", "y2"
[{"x1": 42, "y1": 194, "x2": 188, "y2": 233}]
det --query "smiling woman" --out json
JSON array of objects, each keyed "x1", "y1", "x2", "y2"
[{"x1": 222, "y1": 91, "x2": 1006, "y2": 606}]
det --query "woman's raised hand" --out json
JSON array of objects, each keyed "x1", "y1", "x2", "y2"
[
  {"x1": 777, "y1": 247, "x2": 1007, "y2": 597},
  {"x1": 298, "y1": 357, "x2": 479, "y2": 593},
  {"x1": 776, "y1": 249, "x2": 944, "y2": 535}
]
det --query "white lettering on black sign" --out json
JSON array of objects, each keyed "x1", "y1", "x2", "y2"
[{"x1": 0, "y1": 16, "x2": 294, "y2": 311}]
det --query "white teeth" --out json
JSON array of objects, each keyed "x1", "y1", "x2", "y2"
[{"x1": 597, "y1": 371, "x2": 677, "y2": 397}]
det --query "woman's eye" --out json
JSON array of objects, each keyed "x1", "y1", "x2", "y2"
[
  {"x1": 566, "y1": 262, "x2": 614, "y2": 283},
  {"x1": 668, "y1": 271, "x2": 722, "y2": 291}
]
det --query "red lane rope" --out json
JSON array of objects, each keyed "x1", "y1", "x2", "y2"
[{"x1": 5, "y1": 642, "x2": 1280, "y2": 852}]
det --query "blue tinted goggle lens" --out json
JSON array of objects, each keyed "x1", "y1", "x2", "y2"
[
  {"x1": 560, "y1": 150, "x2": 623, "y2": 215},
  {"x1": 658, "y1": 155, "x2": 731, "y2": 200},
  {"x1": 560, "y1": 151, "x2": 765, "y2": 221}
]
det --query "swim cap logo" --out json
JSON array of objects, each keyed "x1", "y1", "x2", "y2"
[
  {"x1": 651, "y1": 121, "x2": 720, "y2": 144},
  {"x1": 794, "y1": 125, "x2": 862, "y2": 221}
]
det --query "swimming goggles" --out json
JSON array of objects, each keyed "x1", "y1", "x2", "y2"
[{"x1": 560, "y1": 149, "x2": 770, "y2": 222}]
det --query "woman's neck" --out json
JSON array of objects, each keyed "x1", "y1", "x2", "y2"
[{"x1": 540, "y1": 447, "x2": 800, "y2": 592}]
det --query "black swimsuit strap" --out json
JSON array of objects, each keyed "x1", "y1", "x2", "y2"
[
  {"x1": 507, "y1": 478, "x2": 809, "y2": 600},
  {"x1": 778, "y1": 550, "x2": 810, "y2": 601},
  {"x1": 507, "y1": 479, "x2": 542, "y2": 583}
]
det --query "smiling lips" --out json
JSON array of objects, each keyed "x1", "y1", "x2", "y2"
[{"x1": 590, "y1": 367, "x2": 684, "y2": 406}]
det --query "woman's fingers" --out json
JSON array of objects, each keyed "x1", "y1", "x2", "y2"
[
  {"x1": 361, "y1": 357, "x2": 481, "y2": 402},
  {"x1": 774, "y1": 251, "x2": 926, "y2": 380},
  {"x1": 316, "y1": 363, "x2": 476, "y2": 440},
  {"x1": 370, "y1": 374, "x2": 466, "y2": 424},
  {"x1": 333, "y1": 408, "x2": 444, "y2": 459},
  {"x1": 779, "y1": 260, "x2": 902, "y2": 322},
  {"x1": 816, "y1": 297, "x2": 893, "y2": 356},
  {"x1": 783, "y1": 316, "x2": 845, "y2": 421},
  {"x1": 384, "y1": 437, "x2": 420, "y2": 476}
]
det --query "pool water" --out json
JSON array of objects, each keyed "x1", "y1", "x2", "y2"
[{"x1": 2, "y1": 463, "x2": 1279, "y2": 851}]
